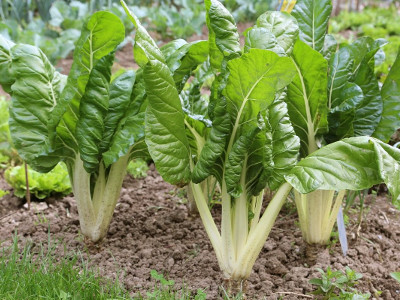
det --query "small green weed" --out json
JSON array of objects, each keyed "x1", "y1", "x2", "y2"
[
  {"x1": 141, "y1": 270, "x2": 207, "y2": 300},
  {"x1": 310, "y1": 267, "x2": 371, "y2": 299},
  {"x1": 127, "y1": 159, "x2": 149, "y2": 179},
  {"x1": 0, "y1": 189, "x2": 9, "y2": 198},
  {"x1": 391, "y1": 272, "x2": 400, "y2": 284}
]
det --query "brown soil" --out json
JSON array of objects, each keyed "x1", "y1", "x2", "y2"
[{"x1": 0, "y1": 167, "x2": 399, "y2": 299}]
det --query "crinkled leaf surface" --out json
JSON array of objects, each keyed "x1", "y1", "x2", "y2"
[
  {"x1": 161, "y1": 39, "x2": 187, "y2": 59},
  {"x1": 327, "y1": 82, "x2": 364, "y2": 142},
  {"x1": 76, "y1": 53, "x2": 113, "y2": 173},
  {"x1": 291, "y1": 0, "x2": 332, "y2": 52},
  {"x1": 372, "y1": 50, "x2": 400, "y2": 142},
  {"x1": 194, "y1": 50, "x2": 297, "y2": 185},
  {"x1": 101, "y1": 70, "x2": 146, "y2": 167},
  {"x1": 286, "y1": 137, "x2": 400, "y2": 208},
  {"x1": 321, "y1": 34, "x2": 337, "y2": 61},
  {"x1": 286, "y1": 40, "x2": 328, "y2": 156},
  {"x1": 166, "y1": 40, "x2": 209, "y2": 92},
  {"x1": 328, "y1": 47, "x2": 353, "y2": 110},
  {"x1": 9, "y1": 44, "x2": 66, "y2": 172},
  {"x1": 255, "y1": 11, "x2": 299, "y2": 55},
  {"x1": 205, "y1": 0, "x2": 241, "y2": 69},
  {"x1": 192, "y1": 96, "x2": 230, "y2": 183},
  {"x1": 0, "y1": 35, "x2": 15, "y2": 93},
  {"x1": 263, "y1": 94, "x2": 300, "y2": 190},
  {"x1": 121, "y1": 1, "x2": 164, "y2": 67},
  {"x1": 51, "y1": 11, "x2": 125, "y2": 157},
  {"x1": 100, "y1": 70, "x2": 136, "y2": 156},
  {"x1": 351, "y1": 58, "x2": 382, "y2": 136},
  {"x1": 122, "y1": 3, "x2": 191, "y2": 185},
  {"x1": 244, "y1": 28, "x2": 286, "y2": 56},
  {"x1": 225, "y1": 127, "x2": 260, "y2": 197},
  {"x1": 144, "y1": 61, "x2": 190, "y2": 185}
]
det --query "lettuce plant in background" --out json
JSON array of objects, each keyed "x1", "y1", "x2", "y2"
[
  {"x1": 0, "y1": 96, "x2": 20, "y2": 167},
  {"x1": 122, "y1": 0, "x2": 400, "y2": 288},
  {"x1": 0, "y1": 11, "x2": 148, "y2": 242},
  {"x1": 5, "y1": 163, "x2": 71, "y2": 199},
  {"x1": 0, "y1": 97, "x2": 11, "y2": 166}
]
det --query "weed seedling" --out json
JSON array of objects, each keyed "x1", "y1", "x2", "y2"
[{"x1": 310, "y1": 267, "x2": 371, "y2": 299}]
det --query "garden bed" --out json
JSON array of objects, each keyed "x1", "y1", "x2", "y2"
[{"x1": 0, "y1": 167, "x2": 399, "y2": 299}]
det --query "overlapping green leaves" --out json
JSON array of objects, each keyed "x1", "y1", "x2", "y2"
[
  {"x1": 286, "y1": 137, "x2": 400, "y2": 208},
  {"x1": 292, "y1": 0, "x2": 332, "y2": 52},
  {"x1": 286, "y1": 40, "x2": 328, "y2": 156},
  {"x1": 372, "y1": 50, "x2": 400, "y2": 142},
  {"x1": 247, "y1": 11, "x2": 299, "y2": 56},
  {"x1": 122, "y1": 1, "x2": 191, "y2": 185},
  {"x1": 0, "y1": 35, "x2": 15, "y2": 93},
  {"x1": 8, "y1": 44, "x2": 67, "y2": 172},
  {"x1": 205, "y1": 0, "x2": 241, "y2": 69},
  {"x1": 210, "y1": 49, "x2": 296, "y2": 195},
  {"x1": 51, "y1": 11, "x2": 125, "y2": 158}
]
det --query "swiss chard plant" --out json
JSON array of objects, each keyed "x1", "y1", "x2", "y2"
[
  {"x1": 122, "y1": 0, "x2": 400, "y2": 285},
  {"x1": 280, "y1": 0, "x2": 400, "y2": 245},
  {"x1": 0, "y1": 11, "x2": 147, "y2": 242}
]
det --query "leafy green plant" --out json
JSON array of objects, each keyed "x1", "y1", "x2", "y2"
[
  {"x1": 0, "y1": 96, "x2": 19, "y2": 166},
  {"x1": 310, "y1": 267, "x2": 371, "y2": 299},
  {"x1": 122, "y1": 0, "x2": 400, "y2": 285},
  {"x1": 0, "y1": 97, "x2": 11, "y2": 156},
  {"x1": 145, "y1": 270, "x2": 207, "y2": 300},
  {"x1": 391, "y1": 272, "x2": 400, "y2": 284},
  {"x1": 0, "y1": 11, "x2": 147, "y2": 242},
  {"x1": 0, "y1": 189, "x2": 9, "y2": 198},
  {"x1": 282, "y1": 0, "x2": 400, "y2": 245},
  {"x1": 5, "y1": 163, "x2": 71, "y2": 199},
  {"x1": 127, "y1": 159, "x2": 148, "y2": 178}
]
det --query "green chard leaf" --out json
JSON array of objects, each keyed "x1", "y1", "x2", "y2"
[
  {"x1": 161, "y1": 39, "x2": 187, "y2": 58},
  {"x1": 225, "y1": 127, "x2": 261, "y2": 197},
  {"x1": 321, "y1": 34, "x2": 337, "y2": 61},
  {"x1": 191, "y1": 95, "x2": 230, "y2": 183},
  {"x1": 50, "y1": 11, "x2": 125, "y2": 157},
  {"x1": 144, "y1": 61, "x2": 191, "y2": 185},
  {"x1": 262, "y1": 93, "x2": 300, "y2": 190},
  {"x1": 8, "y1": 44, "x2": 67, "y2": 172},
  {"x1": 286, "y1": 40, "x2": 328, "y2": 156},
  {"x1": 194, "y1": 50, "x2": 297, "y2": 186},
  {"x1": 244, "y1": 28, "x2": 287, "y2": 56},
  {"x1": 252, "y1": 11, "x2": 299, "y2": 55},
  {"x1": 102, "y1": 70, "x2": 146, "y2": 167},
  {"x1": 0, "y1": 35, "x2": 15, "y2": 93},
  {"x1": 76, "y1": 53, "x2": 113, "y2": 173},
  {"x1": 121, "y1": 2, "x2": 164, "y2": 67},
  {"x1": 286, "y1": 137, "x2": 400, "y2": 208},
  {"x1": 205, "y1": 0, "x2": 241, "y2": 70},
  {"x1": 328, "y1": 47, "x2": 354, "y2": 110},
  {"x1": 327, "y1": 82, "x2": 364, "y2": 142},
  {"x1": 291, "y1": 0, "x2": 332, "y2": 53},
  {"x1": 165, "y1": 40, "x2": 209, "y2": 92},
  {"x1": 219, "y1": 50, "x2": 297, "y2": 193},
  {"x1": 372, "y1": 50, "x2": 400, "y2": 142},
  {"x1": 122, "y1": 1, "x2": 191, "y2": 185},
  {"x1": 100, "y1": 70, "x2": 136, "y2": 155},
  {"x1": 351, "y1": 59, "x2": 382, "y2": 136},
  {"x1": 339, "y1": 37, "x2": 387, "y2": 137}
]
